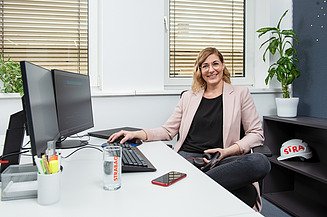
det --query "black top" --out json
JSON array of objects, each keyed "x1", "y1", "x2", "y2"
[{"x1": 180, "y1": 95, "x2": 223, "y2": 153}]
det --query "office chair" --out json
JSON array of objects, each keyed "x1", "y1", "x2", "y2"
[
  {"x1": 169, "y1": 90, "x2": 272, "y2": 208},
  {"x1": 233, "y1": 125, "x2": 271, "y2": 208}
]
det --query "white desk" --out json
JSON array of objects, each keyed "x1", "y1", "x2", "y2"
[{"x1": 1, "y1": 137, "x2": 262, "y2": 217}]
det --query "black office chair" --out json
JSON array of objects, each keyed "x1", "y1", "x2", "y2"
[
  {"x1": 233, "y1": 125, "x2": 271, "y2": 208},
  {"x1": 169, "y1": 90, "x2": 272, "y2": 208}
]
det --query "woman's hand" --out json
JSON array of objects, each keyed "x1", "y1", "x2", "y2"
[
  {"x1": 108, "y1": 130, "x2": 135, "y2": 143},
  {"x1": 108, "y1": 130, "x2": 146, "y2": 144},
  {"x1": 203, "y1": 143, "x2": 242, "y2": 163},
  {"x1": 203, "y1": 148, "x2": 224, "y2": 163}
]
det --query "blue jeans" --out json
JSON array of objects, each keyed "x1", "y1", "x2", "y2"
[{"x1": 178, "y1": 151, "x2": 271, "y2": 191}]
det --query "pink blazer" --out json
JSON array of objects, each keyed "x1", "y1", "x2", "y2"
[
  {"x1": 144, "y1": 82, "x2": 264, "y2": 211},
  {"x1": 145, "y1": 82, "x2": 263, "y2": 152}
]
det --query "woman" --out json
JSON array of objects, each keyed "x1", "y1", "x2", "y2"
[{"x1": 108, "y1": 47, "x2": 270, "y2": 211}]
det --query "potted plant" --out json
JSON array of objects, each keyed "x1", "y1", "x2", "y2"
[
  {"x1": 0, "y1": 55, "x2": 23, "y2": 96},
  {"x1": 257, "y1": 10, "x2": 300, "y2": 117}
]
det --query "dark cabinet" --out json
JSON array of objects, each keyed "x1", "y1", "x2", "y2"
[{"x1": 262, "y1": 116, "x2": 327, "y2": 217}]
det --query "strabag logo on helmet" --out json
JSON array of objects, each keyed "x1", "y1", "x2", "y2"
[{"x1": 277, "y1": 139, "x2": 313, "y2": 161}]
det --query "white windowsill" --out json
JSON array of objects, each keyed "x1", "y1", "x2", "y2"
[
  {"x1": 0, "y1": 88, "x2": 282, "y2": 99},
  {"x1": 90, "y1": 87, "x2": 282, "y2": 97}
]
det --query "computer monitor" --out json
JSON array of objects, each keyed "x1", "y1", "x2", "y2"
[
  {"x1": 52, "y1": 69, "x2": 94, "y2": 149},
  {"x1": 20, "y1": 61, "x2": 60, "y2": 157}
]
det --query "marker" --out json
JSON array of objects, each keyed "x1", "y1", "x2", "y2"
[
  {"x1": 41, "y1": 155, "x2": 50, "y2": 174},
  {"x1": 40, "y1": 160, "x2": 47, "y2": 174},
  {"x1": 49, "y1": 160, "x2": 59, "y2": 174},
  {"x1": 34, "y1": 155, "x2": 45, "y2": 174}
]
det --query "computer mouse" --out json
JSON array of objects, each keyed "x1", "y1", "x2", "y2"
[
  {"x1": 133, "y1": 139, "x2": 143, "y2": 145},
  {"x1": 101, "y1": 142, "x2": 110, "y2": 148},
  {"x1": 130, "y1": 138, "x2": 143, "y2": 146}
]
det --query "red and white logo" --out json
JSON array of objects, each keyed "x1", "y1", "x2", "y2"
[
  {"x1": 113, "y1": 156, "x2": 119, "y2": 182},
  {"x1": 277, "y1": 139, "x2": 312, "y2": 161}
]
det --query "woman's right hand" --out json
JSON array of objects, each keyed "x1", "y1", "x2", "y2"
[
  {"x1": 108, "y1": 130, "x2": 146, "y2": 144},
  {"x1": 108, "y1": 130, "x2": 135, "y2": 143}
]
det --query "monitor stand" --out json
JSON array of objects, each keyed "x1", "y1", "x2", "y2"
[{"x1": 56, "y1": 139, "x2": 88, "y2": 149}]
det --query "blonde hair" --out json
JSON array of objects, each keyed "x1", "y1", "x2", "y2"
[{"x1": 191, "y1": 47, "x2": 231, "y2": 92}]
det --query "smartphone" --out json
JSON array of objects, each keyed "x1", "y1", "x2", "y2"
[{"x1": 151, "y1": 171, "x2": 187, "y2": 187}]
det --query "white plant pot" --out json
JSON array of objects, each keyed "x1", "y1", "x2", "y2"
[{"x1": 275, "y1": 97, "x2": 299, "y2": 118}]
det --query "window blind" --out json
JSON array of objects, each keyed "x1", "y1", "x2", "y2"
[
  {"x1": 0, "y1": 0, "x2": 88, "y2": 74},
  {"x1": 169, "y1": 0, "x2": 244, "y2": 78}
]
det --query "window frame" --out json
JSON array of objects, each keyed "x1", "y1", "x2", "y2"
[
  {"x1": 88, "y1": 0, "x2": 101, "y2": 89},
  {"x1": 0, "y1": 0, "x2": 88, "y2": 75},
  {"x1": 164, "y1": 0, "x2": 255, "y2": 90}
]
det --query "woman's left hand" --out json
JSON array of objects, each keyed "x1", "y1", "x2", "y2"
[
  {"x1": 203, "y1": 148, "x2": 225, "y2": 163},
  {"x1": 204, "y1": 143, "x2": 242, "y2": 163}
]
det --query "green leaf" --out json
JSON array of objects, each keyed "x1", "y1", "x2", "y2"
[
  {"x1": 281, "y1": 30, "x2": 295, "y2": 37},
  {"x1": 293, "y1": 68, "x2": 300, "y2": 78},
  {"x1": 262, "y1": 47, "x2": 269, "y2": 62},
  {"x1": 285, "y1": 48, "x2": 294, "y2": 56},
  {"x1": 259, "y1": 37, "x2": 276, "y2": 49},
  {"x1": 286, "y1": 73, "x2": 295, "y2": 85},
  {"x1": 268, "y1": 39, "x2": 279, "y2": 55},
  {"x1": 257, "y1": 9, "x2": 301, "y2": 88},
  {"x1": 277, "y1": 10, "x2": 288, "y2": 29},
  {"x1": 265, "y1": 76, "x2": 270, "y2": 85},
  {"x1": 257, "y1": 27, "x2": 278, "y2": 38}
]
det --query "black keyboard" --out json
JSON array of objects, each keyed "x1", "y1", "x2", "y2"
[{"x1": 102, "y1": 142, "x2": 156, "y2": 173}]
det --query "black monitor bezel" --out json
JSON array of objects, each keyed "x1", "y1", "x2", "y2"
[
  {"x1": 20, "y1": 61, "x2": 60, "y2": 157},
  {"x1": 51, "y1": 69, "x2": 94, "y2": 149}
]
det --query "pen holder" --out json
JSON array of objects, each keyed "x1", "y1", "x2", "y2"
[{"x1": 37, "y1": 171, "x2": 61, "y2": 205}]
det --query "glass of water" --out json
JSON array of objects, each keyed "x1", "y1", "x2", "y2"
[{"x1": 103, "y1": 145, "x2": 122, "y2": 190}]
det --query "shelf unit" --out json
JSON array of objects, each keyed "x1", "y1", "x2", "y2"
[{"x1": 262, "y1": 116, "x2": 327, "y2": 217}]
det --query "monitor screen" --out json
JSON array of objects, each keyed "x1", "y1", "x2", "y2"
[
  {"x1": 52, "y1": 69, "x2": 94, "y2": 148},
  {"x1": 20, "y1": 61, "x2": 60, "y2": 157}
]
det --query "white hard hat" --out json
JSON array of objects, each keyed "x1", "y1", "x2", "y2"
[{"x1": 277, "y1": 139, "x2": 312, "y2": 161}]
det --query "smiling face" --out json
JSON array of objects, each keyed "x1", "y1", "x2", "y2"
[
  {"x1": 200, "y1": 53, "x2": 225, "y2": 88},
  {"x1": 191, "y1": 47, "x2": 231, "y2": 92}
]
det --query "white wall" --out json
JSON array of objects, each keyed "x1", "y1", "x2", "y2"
[
  {"x1": 0, "y1": 93, "x2": 278, "y2": 136},
  {"x1": 90, "y1": 0, "x2": 165, "y2": 93},
  {"x1": 90, "y1": 0, "x2": 293, "y2": 93},
  {"x1": 0, "y1": 0, "x2": 292, "y2": 136}
]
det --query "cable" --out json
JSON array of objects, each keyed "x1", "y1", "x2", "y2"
[
  {"x1": 0, "y1": 150, "x2": 30, "y2": 160},
  {"x1": 21, "y1": 152, "x2": 32, "y2": 157},
  {"x1": 57, "y1": 136, "x2": 67, "y2": 143},
  {"x1": 69, "y1": 134, "x2": 90, "y2": 139},
  {"x1": 61, "y1": 145, "x2": 103, "y2": 159},
  {"x1": 22, "y1": 140, "x2": 31, "y2": 148},
  {"x1": 58, "y1": 135, "x2": 90, "y2": 144}
]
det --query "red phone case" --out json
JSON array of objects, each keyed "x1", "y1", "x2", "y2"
[{"x1": 151, "y1": 172, "x2": 187, "y2": 186}]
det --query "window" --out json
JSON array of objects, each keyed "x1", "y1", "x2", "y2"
[
  {"x1": 167, "y1": 0, "x2": 247, "y2": 86},
  {"x1": 0, "y1": 0, "x2": 88, "y2": 74}
]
